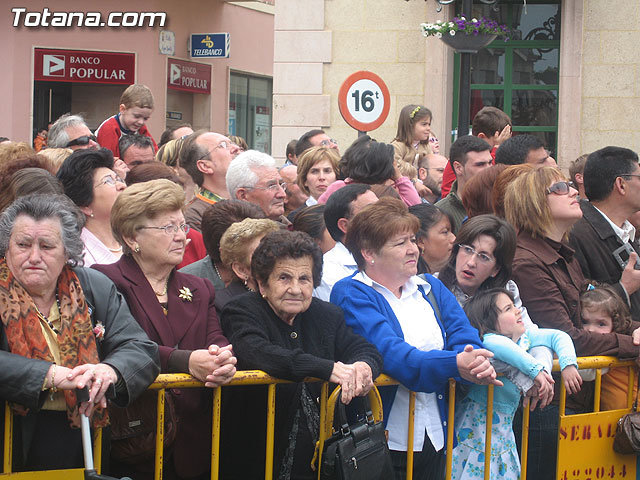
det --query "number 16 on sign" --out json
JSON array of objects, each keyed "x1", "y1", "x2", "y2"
[{"x1": 338, "y1": 71, "x2": 390, "y2": 135}]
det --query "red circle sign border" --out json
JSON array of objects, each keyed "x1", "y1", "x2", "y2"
[{"x1": 338, "y1": 71, "x2": 391, "y2": 132}]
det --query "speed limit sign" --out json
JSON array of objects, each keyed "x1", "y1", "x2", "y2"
[{"x1": 338, "y1": 71, "x2": 390, "y2": 133}]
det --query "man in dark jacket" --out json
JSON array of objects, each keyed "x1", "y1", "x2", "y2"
[{"x1": 569, "y1": 146, "x2": 640, "y2": 321}]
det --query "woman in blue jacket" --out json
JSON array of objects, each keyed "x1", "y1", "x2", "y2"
[{"x1": 331, "y1": 198, "x2": 502, "y2": 480}]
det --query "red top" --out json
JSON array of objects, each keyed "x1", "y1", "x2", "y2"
[{"x1": 179, "y1": 229, "x2": 207, "y2": 269}]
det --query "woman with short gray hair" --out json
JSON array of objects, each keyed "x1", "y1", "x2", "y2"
[{"x1": 0, "y1": 193, "x2": 159, "y2": 472}]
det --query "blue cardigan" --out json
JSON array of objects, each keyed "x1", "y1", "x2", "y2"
[{"x1": 331, "y1": 272, "x2": 484, "y2": 437}]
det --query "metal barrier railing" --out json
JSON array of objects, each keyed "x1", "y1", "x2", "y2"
[{"x1": 1, "y1": 356, "x2": 636, "y2": 480}]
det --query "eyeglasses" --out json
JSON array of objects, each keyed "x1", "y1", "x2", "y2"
[
  {"x1": 94, "y1": 174, "x2": 125, "y2": 188},
  {"x1": 319, "y1": 139, "x2": 338, "y2": 147},
  {"x1": 546, "y1": 181, "x2": 575, "y2": 195},
  {"x1": 198, "y1": 141, "x2": 235, "y2": 160},
  {"x1": 457, "y1": 243, "x2": 495, "y2": 264},
  {"x1": 242, "y1": 181, "x2": 287, "y2": 193},
  {"x1": 65, "y1": 134, "x2": 97, "y2": 148},
  {"x1": 138, "y1": 223, "x2": 190, "y2": 235},
  {"x1": 620, "y1": 174, "x2": 640, "y2": 181}
]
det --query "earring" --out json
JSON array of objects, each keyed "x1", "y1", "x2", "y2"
[
  {"x1": 243, "y1": 277, "x2": 249, "y2": 287},
  {"x1": 371, "y1": 260, "x2": 375, "y2": 265},
  {"x1": 134, "y1": 245, "x2": 140, "y2": 253},
  {"x1": 89, "y1": 212, "x2": 94, "y2": 218}
]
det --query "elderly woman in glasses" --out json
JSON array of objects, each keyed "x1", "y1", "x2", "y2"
[
  {"x1": 505, "y1": 167, "x2": 640, "y2": 479},
  {"x1": 93, "y1": 179, "x2": 237, "y2": 480},
  {"x1": 56, "y1": 148, "x2": 126, "y2": 267}
]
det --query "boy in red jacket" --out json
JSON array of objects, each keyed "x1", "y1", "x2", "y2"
[{"x1": 96, "y1": 84, "x2": 157, "y2": 157}]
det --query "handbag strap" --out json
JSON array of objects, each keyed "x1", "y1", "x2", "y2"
[{"x1": 335, "y1": 393, "x2": 375, "y2": 434}]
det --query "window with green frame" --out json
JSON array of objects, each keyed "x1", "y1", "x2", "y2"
[{"x1": 452, "y1": 1, "x2": 561, "y2": 156}]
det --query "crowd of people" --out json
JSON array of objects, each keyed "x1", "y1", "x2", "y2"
[{"x1": 1, "y1": 82, "x2": 640, "y2": 480}]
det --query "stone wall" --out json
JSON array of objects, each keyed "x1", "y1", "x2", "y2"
[
  {"x1": 272, "y1": 0, "x2": 453, "y2": 163},
  {"x1": 580, "y1": 0, "x2": 640, "y2": 156}
]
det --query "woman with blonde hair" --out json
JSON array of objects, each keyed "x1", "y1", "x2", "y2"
[
  {"x1": 93, "y1": 179, "x2": 237, "y2": 479},
  {"x1": 505, "y1": 166, "x2": 640, "y2": 479},
  {"x1": 37, "y1": 147, "x2": 73, "y2": 173},
  {"x1": 216, "y1": 217, "x2": 280, "y2": 314},
  {"x1": 156, "y1": 137, "x2": 197, "y2": 204},
  {"x1": 296, "y1": 146, "x2": 339, "y2": 206}
]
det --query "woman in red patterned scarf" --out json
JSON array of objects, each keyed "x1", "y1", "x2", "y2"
[{"x1": 0, "y1": 193, "x2": 159, "y2": 471}]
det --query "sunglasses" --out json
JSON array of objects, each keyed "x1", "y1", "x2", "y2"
[
  {"x1": 546, "y1": 181, "x2": 575, "y2": 195},
  {"x1": 65, "y1": 134, "x2": 97, "y2": 148}
]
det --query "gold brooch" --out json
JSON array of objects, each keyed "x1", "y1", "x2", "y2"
[{"x1": 178, "y1": 286, "x2": 193, "y2": 302}]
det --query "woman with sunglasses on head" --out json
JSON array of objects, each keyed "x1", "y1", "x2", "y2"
[
  {"x1": 93, "y1": 179, "x2": 237, "y2": 480},
  {"x1": 57, "y1": 148, "x2": 126, "y2": 267},
  {"x1": 505, "y1": 167, "x2": 640, "y2": 480}
]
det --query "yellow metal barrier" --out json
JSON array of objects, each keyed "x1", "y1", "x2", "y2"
[{"x1": 1, "y1": 357, "x2": 637, "y2": 480}]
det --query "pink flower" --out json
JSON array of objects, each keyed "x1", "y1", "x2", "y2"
[{"x1": 93, "y1": 322, "x2": 105, "y2": 341}]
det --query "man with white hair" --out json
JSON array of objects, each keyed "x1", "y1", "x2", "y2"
[
  {"x1": 48, "y1": 113, "x2": 99, "y2": 150},
  {"x1": 226, "y1": 150, "x2": 289, "y2": 224}
]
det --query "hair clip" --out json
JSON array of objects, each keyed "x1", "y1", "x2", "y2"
[
  {"x1": 409, "y1": 106, "x2": 421, "y2": 119},
  {"x1": 587, "y1": 283, "x2": 595, "y2": 291}
]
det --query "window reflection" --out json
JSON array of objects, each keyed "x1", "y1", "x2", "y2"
[
  {"x1": 511, "y1": 90, "x2": 558, "y2": 127},
  {"x1": 513, "y1": 48, "x2": 558, "y2": 85},
  {"x1": 472, "y1": 48, "x2": 505, "y2": 84}
]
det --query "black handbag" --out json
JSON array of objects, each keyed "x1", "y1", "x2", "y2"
[{"x1": 320, "y1": 386, "x2": 394, "y2": 479}]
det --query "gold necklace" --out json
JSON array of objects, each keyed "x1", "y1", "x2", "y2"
[{"x1": 154, "y1": 279, "x2": 169, "y2": 297}]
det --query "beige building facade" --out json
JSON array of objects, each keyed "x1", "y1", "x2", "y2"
[{"x1": 273, "y1": 0, "x2": 640, "y2": 169}]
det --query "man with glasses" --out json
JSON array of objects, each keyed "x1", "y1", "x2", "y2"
[
  {"x1": 181, "y1": 130, "x2": 240, "y2": 232},
  {"x1": 418, "y1": 153, "x2": 448, "y2": 203},
  {"x1": 226, "y1": 150, "x2": 289, "y2": 224},
  {"x1": 570, "y1": 146, "x2": 640, "y2": 321},
  {"x1": 293, "y1": 129, "x2": 339, "y2": 163}
]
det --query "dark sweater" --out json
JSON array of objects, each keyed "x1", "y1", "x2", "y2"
[{"x1": 219, "y1": 292, "x2": 382, "y2": 479}]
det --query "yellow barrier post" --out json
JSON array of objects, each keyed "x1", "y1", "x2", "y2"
[
  {"x1": 593, "y1": 369, "x2": 602, "y2": 412},
  {"x1": 445, "y1": 379, "x2": 456, "y2": 480},
  {"x1": 93, "y1": 428, "x2": 102, "y2": 473},
  {"x1": 315, "y1": 382, "x2": 329, "y2": 480},
  {"x1": 154, "y1": 388, "x2": 166, "y2": 480},
  {"x1": 483, "y1": 385, "x2": 494, "y2": 480},
  {"x1": 520, "y1": 399, "x2": 530, "y2": 480},
  {"x1": 405, "y1": 391, "x2": 416, "y2": 480},
  {"x1": 4, "y1": 402, "x2": 12, "y2": 474},
  {"x1": 211, "y1": 386, "x2": 222, "y2": 480},
  {"x1": 264, "y1": 383, "x2": 276, "y2": 480}
]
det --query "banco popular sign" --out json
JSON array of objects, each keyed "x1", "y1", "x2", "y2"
[
  {"x1": 167, "y1": 58, "x2": 211, "y2": 95},
  {"x1": 34, "y1": 48, "x2": 135, "y2": 84}
]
